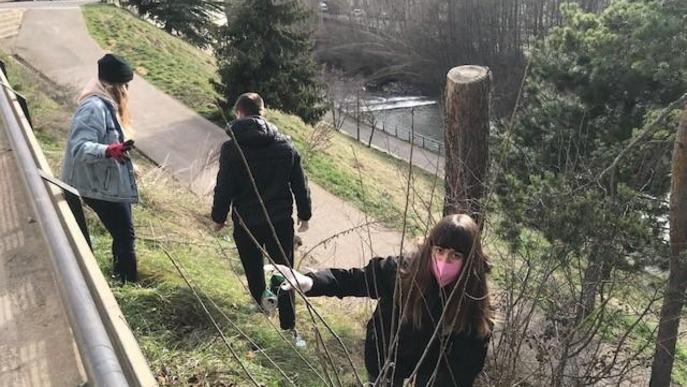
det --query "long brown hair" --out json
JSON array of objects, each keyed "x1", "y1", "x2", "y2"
[
  {"x1": 398, "y1": 214, "x2": 493, "y2": 337},
  {"x1": 103, "y1": 82, "x2": 131, "y2": 128}
]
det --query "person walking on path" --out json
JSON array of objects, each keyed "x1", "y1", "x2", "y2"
[
  {"x1": 269, "y1": 214, "x2": 493, "y2": 386},
  {"x1": 211, "y1": 92, "x2": 312, "y2": 347},
  {"x1": 62, "y1": 53, "x2": 139, "y2": 283}
]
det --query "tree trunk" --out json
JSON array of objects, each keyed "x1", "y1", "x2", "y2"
[
  {"x1": 356, "y1": 90, "x2": 361, "y2": 141},
  {"x1": 367, "y1": 121, "x2": 376, "y2": 147},
  {"x1": 650, "y1": 105, "x2": 687, "y2": 387},
  {"x1": 330, "y1": 100, "x2": 337, "y2": 130},
  {"x1": 577, "y1": 255, "x2": 611, "y2": 321},
  {"x1": 443, "y1": 65, "x2": 491, "y2": 221}
]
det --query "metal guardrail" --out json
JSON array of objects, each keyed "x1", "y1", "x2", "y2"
[
  {"x1": 0, "y1": 61, "x2": 156, "y2": 386},
  {"x1": 376, "y1": 124, "x2": 444, "y2": 154},
  {"x1": 0, "y1": 62, "x2": 128, "y2": 387},
  {"x1": 342, "y1": 110, "x2": 445, "y2": 154}
]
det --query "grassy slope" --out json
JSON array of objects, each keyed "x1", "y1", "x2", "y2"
[
  {"x1": 1, "y1": 51, "x2": 366, "y2": 386},
  {"x1": 82, "y1": 4, "x2": 444, "y2": 236},
  {"x1": 267, "y1": 109, "x2": 444, "y2": 234},
  {"x1": 81, "y1": 5, "x2": 219, "y2": 118},
  {"x1": 11, "y1": 3, "x2": 683, "y2": 384}
]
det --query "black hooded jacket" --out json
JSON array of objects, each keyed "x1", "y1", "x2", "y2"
[
  {"x1": 306, "y1": 256, "x2": 489, "y2": 386},
  {"x1": 211, "y1": 116, "x2": 312, "y2": 227}
]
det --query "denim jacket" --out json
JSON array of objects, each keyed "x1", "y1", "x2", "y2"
[{"x1": 62, "y1": 96, "x2": 138, "y2": 203}]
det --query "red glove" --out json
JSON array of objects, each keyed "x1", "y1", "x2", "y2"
[{"x1": 105, "y1": 143, "x2": 128, "y2": 161}]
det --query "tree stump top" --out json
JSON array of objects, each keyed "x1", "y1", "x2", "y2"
[{"x1": 447, "y1": 65, "x2": 490, "y2": 85}]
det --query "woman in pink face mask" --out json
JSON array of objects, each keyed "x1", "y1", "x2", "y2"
[{"x1": 269, "y1": 214, "x2": 493, "y2": 386}]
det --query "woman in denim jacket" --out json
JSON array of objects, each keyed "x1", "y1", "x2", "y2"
[{"x1": 62, "y1": 53, "x2": 138, "y2": 282}]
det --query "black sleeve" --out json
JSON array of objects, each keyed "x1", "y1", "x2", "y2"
[
  {"x1": 443, "y1": 334, "x2": 489, "y2": 386},
  {"x1": 290, "y1": 150, "x2": 312, "y2": 221},
  {"x1": 305, "y1": 256, "x2": 400, "y2": 299},
  {"x1": 211, "y1": 141, "x2": 236, "y2": 224}
]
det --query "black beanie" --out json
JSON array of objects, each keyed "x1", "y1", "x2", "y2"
[{"x1": 98, "y1": 53, "x2": 134, "y2": 84}]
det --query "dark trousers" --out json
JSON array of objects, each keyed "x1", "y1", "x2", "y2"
[
  {"x1": 374, "y1": 374, "x2": 457, "y2": 387},
  {"x1": 233, "y1": 219, "x2": 295, "y2": 330},
  {"x1": 64, "y1": 191, "x2": 92, "y2": 250},
  {"x1": 370, "y1": 367, "x2": 459, "y2": 387},
  {"x1": 83, "y1": 197, "x2": 137, "y2": 282}
]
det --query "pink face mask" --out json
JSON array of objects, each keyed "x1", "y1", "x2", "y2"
[{"x1": 431, "y1": 256, "x2": 464, "y2": 287}]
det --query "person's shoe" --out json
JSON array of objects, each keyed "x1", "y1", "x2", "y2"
[{"x1": 290, "y1": 329, "x2": 306, "y2": 349}]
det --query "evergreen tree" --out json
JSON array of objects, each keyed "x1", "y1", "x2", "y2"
[
  {"x1": 492, "y1": 1, "x2": 686, "y2": 381},
  {"x1": 213, "y1": 0, "x2": 326, "y2": 125},
  {"x1": 499, "y1": 0, "x2": 685, "y2": 282},
  {"x1": 127, "y1": 0, "x2": 223, "y2": 48},
  {"x1": 496, "y1": 0, "x2": 686, "y2": 267}
]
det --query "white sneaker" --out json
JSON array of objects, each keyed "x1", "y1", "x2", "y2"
[{"x1": 290, "y1": 329, "x2": 306, "y2": 349}]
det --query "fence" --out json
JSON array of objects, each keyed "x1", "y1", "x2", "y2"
[{"x1": 377, "y1": 123, "x2": 444, "y2": 154}]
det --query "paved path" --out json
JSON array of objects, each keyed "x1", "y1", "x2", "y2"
[
  {"x1": 0, "y1": 0, "x2": 97, "y2": 9},
  {"x1": 6, "y1": 4, "x2": 404, "y2": 269},
  {"x1": 0, "y1": 111, "x2": 85, "y2": 386}
]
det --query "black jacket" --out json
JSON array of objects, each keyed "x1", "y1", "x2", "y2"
[
  {"x1": 211, "y1": 116, "x2": 312, "y2": 227},
  {"x1": 306, "y1": 257, "x2": 489, "y2": 386}
]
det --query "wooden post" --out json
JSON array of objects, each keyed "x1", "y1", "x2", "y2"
[{"x1": 443, "y1": 65, "x2": 491, "y2": 220}]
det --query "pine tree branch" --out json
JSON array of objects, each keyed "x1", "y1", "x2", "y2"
[{"x1": 598, "y1": 93, "x2": 687, "y2": 184}]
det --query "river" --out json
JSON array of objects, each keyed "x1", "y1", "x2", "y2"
[{"x1": 361, "y1": 95, "x2": 443, "y2": 141}]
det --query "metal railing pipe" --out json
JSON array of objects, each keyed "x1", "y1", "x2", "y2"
[{"x1": 0, "y1": 73, "x2": 129, "y2": 387}]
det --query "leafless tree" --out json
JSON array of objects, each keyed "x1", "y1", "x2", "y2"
[
  {"x1": 316, "y1": 0, "x2": 611, "y2": 116},
  {"x1": 321, "y1": 69, "x2": 363, "y2": 132},
  {"x1": 303, "y1": 122, "x2": 335, "y2": 163}
]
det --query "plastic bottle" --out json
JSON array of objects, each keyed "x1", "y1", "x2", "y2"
[
  {"x1": 261, "y1": 288, "x2": 278, "y2": 314},
  {"x1": 261, "y1": 272, "x2": 285, "y2": 314}
]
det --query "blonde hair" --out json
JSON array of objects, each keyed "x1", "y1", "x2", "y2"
[{"x1": 103, "y1": 82, "x2": 131, "y2": 128}]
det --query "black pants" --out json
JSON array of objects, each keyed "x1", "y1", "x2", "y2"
[
  {"x1": 233, "y1": 219, "x2": 295, "y2": 330},
  {"x1": 83, "y1": 197, "x2": 137, "y2": 282},
  {"x1": 64, "y1": 191, "x2": 92, "y2": 250},
  {"x1": 370, "y1": 366, "x2": 459, "y2": 387},
  {"x1": 373, "y1": 374, "x2": 457, "y2": 387}
]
